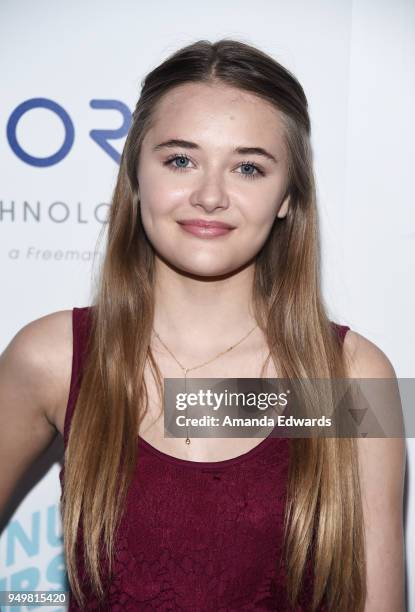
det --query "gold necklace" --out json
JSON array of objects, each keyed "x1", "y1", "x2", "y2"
[{"x1": 152, "y1": 323, "x2": 258, "y2": 444}]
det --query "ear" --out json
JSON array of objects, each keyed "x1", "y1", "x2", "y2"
[{"x1": 276, "y1": 192, "x2": 290, "y2": 219}]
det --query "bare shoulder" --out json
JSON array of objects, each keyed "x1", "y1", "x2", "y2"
[
  {"x1": 342, "y1": 329, "x2": 396, "y2": 379},
  {"x1": 342, "y1": 330, "x2": 406, "y2": 609},
  {"x1": 0, "y1": 309, "x2": 73, "y2": 514},
  {"x1": 1, "y1": 309, "x2": 73, "y2": 431}
]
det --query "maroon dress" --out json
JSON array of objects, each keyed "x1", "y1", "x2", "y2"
[{"x1": 59, "y1": 306, "x2": 350, "y2": 611}]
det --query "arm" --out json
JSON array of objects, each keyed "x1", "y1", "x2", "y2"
[
  {"x1": 343, "y1": 331, "x2": 406, "y2": 612},
  {"x1": 0, "y1": 311, "x2": 70, "y2": 520}
]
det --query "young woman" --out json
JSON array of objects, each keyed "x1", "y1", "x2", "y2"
[{"x1": 0, "y1": 39, "x2": 406, "y2": 611}]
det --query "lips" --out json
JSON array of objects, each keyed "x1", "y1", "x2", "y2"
[
  {"x1": 177, "y1": 218, "x2": 235, "y2": 229},
  {"x1": 177, "y1": 218, "x2": 235, "y2": 238}
]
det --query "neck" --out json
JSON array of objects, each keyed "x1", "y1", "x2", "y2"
[{"x1": 152, "y1": 257, "x2": 259, "y2": 357}]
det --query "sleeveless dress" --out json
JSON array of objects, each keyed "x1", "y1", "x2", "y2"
[{"x1": 59, "y1": 306, "x2": 350, "y2": 611}]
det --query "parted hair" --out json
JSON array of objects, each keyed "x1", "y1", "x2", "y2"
[{"x1": 60, "y1": 38, "x2": 365, "y2": 611}]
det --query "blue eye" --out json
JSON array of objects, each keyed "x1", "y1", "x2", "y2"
[
  {"x1": 237, "y1": 162, "x2": 263, "y2": 179},
  {"x1": 167, "y1": 155, "x2": 191, "y2": 170},
  {"x1": 163, "y1": 155, "x2": 190, "y2": 170},
  {"x1": 163, "y1": 154, "x2": 264, "y2": 180}
]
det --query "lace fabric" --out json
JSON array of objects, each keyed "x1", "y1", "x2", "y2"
[{"x1": 59, "y1": 307, "x2": 349, "y2": 611}]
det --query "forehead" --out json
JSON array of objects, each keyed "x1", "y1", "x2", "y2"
[{"x1": 145, "y1": 82, "x2": 286, "y2": 150}]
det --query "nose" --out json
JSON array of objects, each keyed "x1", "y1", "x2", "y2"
[{"x1": 189, "y1": 171, "x2": 230, "y2": 214}]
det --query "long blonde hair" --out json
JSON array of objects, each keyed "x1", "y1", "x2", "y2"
[{"x1": 61, "y1": 39, "x2": 366, "y2": 610}]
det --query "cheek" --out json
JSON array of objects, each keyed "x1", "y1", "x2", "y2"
[
  {"x1": 139, "y1": 192, "x2": 181, "y2": 254},
  {"x1": 139, "y1": 176, "x2": 184, "y2": 215},
  {"x1": 139, "y1": 189, "x2": 175, "y2": 229},
  {"x1": 243, "y1": 197, "x2": 279, "y2": 230}
]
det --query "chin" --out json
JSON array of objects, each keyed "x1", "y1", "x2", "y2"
[
  {"x1": 181, "y1": 264, "x2": 233, "y2": 278},
  {"x1": 170, "y1": 257, "x2": 236, "y2": 278}
]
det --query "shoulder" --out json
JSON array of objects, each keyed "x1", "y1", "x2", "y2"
[
  {"x1": 341, "y1": 330, "x2": 406, "y2": 607},
  {"x1": 8, "y1": 309, "x2": 73, "y2": 371},
  {"x1": 341, "y1": 328, "x2": 396, "y2": 379},
  {"x1": 2, "y1": 309, "x2": 74, "y2": 429},
  {"x1": 340, "y1": 328, "x2": 405, "y2": 506}
]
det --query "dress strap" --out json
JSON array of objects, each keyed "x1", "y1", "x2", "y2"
[
  {"x1": 332, "y1": 322, "x2": 350, "y2": 343},
  {"x1": 63, "y1": 306, "x2": 92, "y2": 446}
]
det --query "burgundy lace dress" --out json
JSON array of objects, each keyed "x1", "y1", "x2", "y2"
[{"x1": 59, "y1": 306, "x2": 350, "y2": 611}]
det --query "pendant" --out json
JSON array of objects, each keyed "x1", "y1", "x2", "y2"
[{"x1": 184, "y1": 368, "x2": 190, "y2": 444}]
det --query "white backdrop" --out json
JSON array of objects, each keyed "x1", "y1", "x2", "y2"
[{"x1": 0, "y1": 0, "x2": 413, "y2": 609}]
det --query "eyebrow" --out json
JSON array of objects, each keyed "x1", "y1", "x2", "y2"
[{"x1": 152, "y1": 139, "x2": 278, "y2": 164}]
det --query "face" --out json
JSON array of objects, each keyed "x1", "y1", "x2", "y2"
[{"x1": 136, "y1": 81, "x2": 290, "y2": 277}]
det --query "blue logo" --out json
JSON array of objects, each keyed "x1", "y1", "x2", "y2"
[{"x1": 6, "y1": 98, "x2": 132, "y2": 167}]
